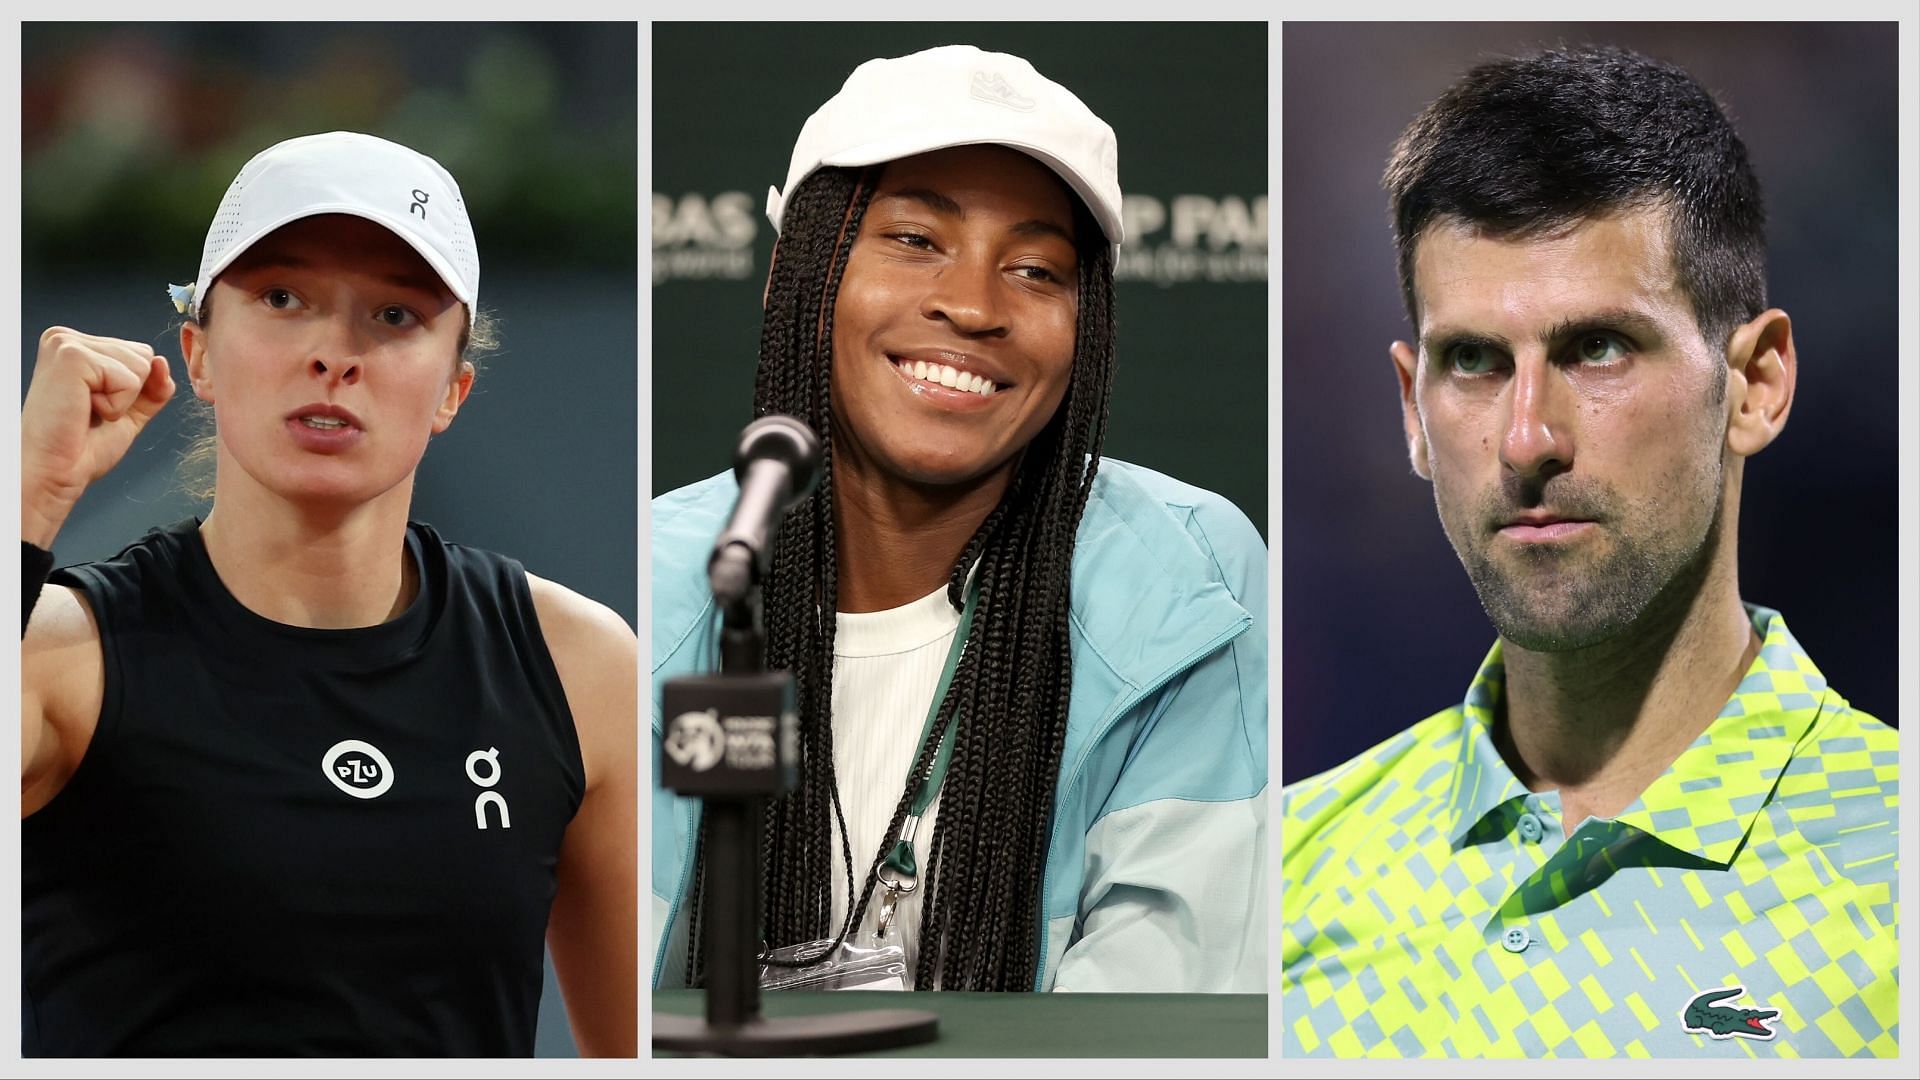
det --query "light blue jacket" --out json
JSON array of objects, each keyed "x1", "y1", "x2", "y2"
[{"x1": 651, "y1": 459, "x2": 1268, "y2": 991}]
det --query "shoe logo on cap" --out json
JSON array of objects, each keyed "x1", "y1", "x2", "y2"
[
  {"x1": 410, "y1": 188, "x2": 430, "y2": 219},
  {"x1": 970, "y1": 71, "x2": 1035, "y2": 112},
  {"x1": 322, "y1": 739, "x2": 394, "y2": 799}
]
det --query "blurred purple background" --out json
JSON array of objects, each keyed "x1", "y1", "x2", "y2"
[{"x1": 1282, "y1": 23, "x2": 1898, "y2": 782}]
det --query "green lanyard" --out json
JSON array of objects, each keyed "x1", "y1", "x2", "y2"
[{"x1": 878, "y1": 576, "x2": 979, "y2": 884}]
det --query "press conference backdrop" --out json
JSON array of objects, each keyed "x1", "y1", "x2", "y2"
[
  {"x1": 21, "y1": 22, "x2": 638, "y2": 1058},
  {"x1": 1282, "y1": 24, "x2": 1899, "y2": 782},
  {"x1": 651, "y1": 22, "x2": 1269, "y2": 539}
]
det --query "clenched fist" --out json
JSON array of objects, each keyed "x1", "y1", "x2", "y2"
[{"x1": 21, "y1": 327, "x2": 177, "y2": 548}]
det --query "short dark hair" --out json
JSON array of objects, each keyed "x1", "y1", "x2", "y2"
[{"x1": 1385, "y1": 44, "x2": 1766, "y2": 350}]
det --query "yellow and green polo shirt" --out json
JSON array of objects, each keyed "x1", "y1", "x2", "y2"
[{"x1": 1281, "y1": 606, "x2": 1897, "y2": 1058}]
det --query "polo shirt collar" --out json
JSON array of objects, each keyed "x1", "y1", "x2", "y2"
[
  {"x1": 1442, "y1": 643, "x2": 1529, "y2": 848},
  {"x1": 1443, "y1": 606, "x2": 1831, "y2": 864}
]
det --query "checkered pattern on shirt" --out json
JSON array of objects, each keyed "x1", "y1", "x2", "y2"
[{"x1": 1281, "y1": 608, "x2": 1898, "y2": 1058}]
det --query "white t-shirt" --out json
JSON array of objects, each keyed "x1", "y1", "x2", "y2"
[{"x1": 826, "y1": 581, "x2": 961, "y2": 987}]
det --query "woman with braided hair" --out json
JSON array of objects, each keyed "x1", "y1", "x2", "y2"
[{"x1": 652, "y1": 45, "x2": 1268, "y2": 992}]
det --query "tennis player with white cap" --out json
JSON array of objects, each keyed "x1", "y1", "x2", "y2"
[
  {"x1": 20, "y1": 131, "x2": 636, "y2": 1056},
  {"x1": 652, "y1": 45, "x2": 1268, "y2": 993}
]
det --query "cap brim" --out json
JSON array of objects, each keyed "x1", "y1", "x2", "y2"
[
  {"x1": 194, "y1": 204, "x2": 476, "y2": 326},
  {"x1": 815, "y1": 131, "x2": 1124, "y2": 256}
]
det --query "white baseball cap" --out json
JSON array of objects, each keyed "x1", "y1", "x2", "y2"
[
  {"x1": 185, "y1": 131, "x2": 479, "y2": 328},
  {"x1": 767, "y1": 45, "x2": 1124, "y2": 259}
]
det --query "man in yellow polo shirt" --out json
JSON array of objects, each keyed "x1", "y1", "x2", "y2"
[{"x1": 1280, "y1": 45, "x2": 1897, "y2": 1058}]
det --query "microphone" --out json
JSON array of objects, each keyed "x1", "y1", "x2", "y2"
[{"x1": 709, "y1": 415, "x2": 821, "y2": 606}]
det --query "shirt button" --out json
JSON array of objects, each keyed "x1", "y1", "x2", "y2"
[
  {"x1": 1517, "y1": 813, "x2": 1544, "y2": 843},
  {"x1": 1502, "y1": 927, "x2": 1531, "y2": 953}
]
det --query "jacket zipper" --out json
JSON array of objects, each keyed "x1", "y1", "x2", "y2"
[
  {"x1": 1034, "y1": 614, "x2": 1250, "y2": 990},
  {"x1": 650, "y1": 601, "x2": 717, "y2": 989},
  {"x1": 650, "y1": 710, "x2": 703, "y2": 989}
]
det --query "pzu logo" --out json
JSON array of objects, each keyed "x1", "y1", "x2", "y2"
[
  {"x1": 322, "y1": 739, "x2": 394, "y2": 800},
  {"x1": 466, "y1": 747, "x2": 511, "y2": 830}
]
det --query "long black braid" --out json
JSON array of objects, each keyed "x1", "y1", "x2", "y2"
[{"x1": 685, "y1": 164, "x2": 1116, "y2": 992}]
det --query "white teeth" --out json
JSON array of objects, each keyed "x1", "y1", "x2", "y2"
[
  {"x1": 301, "y1": 416, "x2": 347, "y2": 429},
  {"x1": 894, "y1": 358, "x2": 998, "y2": 396}
]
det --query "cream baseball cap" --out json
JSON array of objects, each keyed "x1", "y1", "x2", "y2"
[
  {"x1": 766, "y1": 45, "x2": 1124, "y2": 258},
  {"x1": 185, "y1": 131, "x2": 479, "y2": 328}
]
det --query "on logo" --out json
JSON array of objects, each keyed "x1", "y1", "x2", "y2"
[
  {"x1": 466, "y1": 747, "x2": 511, "y2": 830},
  {"x1": 322, "y1": 739, "x2": 394, "y2": 800}
]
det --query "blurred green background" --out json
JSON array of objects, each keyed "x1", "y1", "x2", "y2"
[
  {"x1": 21, "y1": 21, "x2": 637, "y2": 1059},
  {"x1": 23, "y1": 23, "x2": 634, "y2": 275}
]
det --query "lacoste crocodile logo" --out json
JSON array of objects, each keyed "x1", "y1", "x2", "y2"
[{"x1": 1681, "y1": 986, "x2": 1780, "y2": 1041}]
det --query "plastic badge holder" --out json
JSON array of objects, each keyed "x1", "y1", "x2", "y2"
[{"x1": 759, "y1": 931, "x2": 909, "y2": 992}]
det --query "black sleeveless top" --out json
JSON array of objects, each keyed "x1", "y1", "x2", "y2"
[{"x1": 23, "y1": 520, "x2": 585, "y2": 1056}]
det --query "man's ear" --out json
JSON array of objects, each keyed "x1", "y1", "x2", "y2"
[
  {"x1": 432, "y1": 361, "x2": 476, "y2": 434},
  {"x1": 1723, "y1": 308, "x2": 1795, "y2": 459},
  {"x1": 1391, "y1": 340, "x2": 1430, "y2": 479},
  {"x1": 180, "y1": 319, "x2": 214, "y2": 402}
]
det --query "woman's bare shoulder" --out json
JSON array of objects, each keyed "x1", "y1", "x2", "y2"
[
  {"x1": 523, "y1": 573, "x2": 635, "y2": 791},
  {"x1": 22, "y1": 585, "x2": 106, "y2": 813}
]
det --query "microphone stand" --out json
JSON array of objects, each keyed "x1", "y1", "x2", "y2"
[{"x1": 652, "y1": 546, "x2": 939, "y2": 1056}]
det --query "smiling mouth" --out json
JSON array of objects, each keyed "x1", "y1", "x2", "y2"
[{"x1": 891, "y1": 357, "x2": 1002, "y2": 397}]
